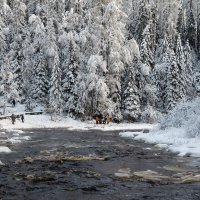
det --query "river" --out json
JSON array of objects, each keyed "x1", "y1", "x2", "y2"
[{"x1": 0, "y1": 128, "x2": 200, "y2": 200}]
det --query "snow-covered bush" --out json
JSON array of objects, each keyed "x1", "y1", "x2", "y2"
[
  {"x1": 187, "y1": 117, "x2": 200, "y2": 138},
  {"x1": 194, "y1": 72, "x2": 200, "y2": 94},
  {"x1": 140, "y1": 64, "x2": 150, "y2": 76},
  {"x1": 141, "y1": 105, "x2": 161, "y2": 124},
  {"x1": 159, "y1": 98, "x2": 200, "y2": 137}
]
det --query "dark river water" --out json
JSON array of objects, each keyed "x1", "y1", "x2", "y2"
[{"x1": 0, "y1": 129, "x2": 200, "y2": 200}]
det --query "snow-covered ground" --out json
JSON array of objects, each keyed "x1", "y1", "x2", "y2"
[
  {"x1": 2, "y1": 100, "x2": 200, "y2": 159},
  {"x1": 120, "y1": 98, "x2": 200, "y2": 158},
  {"x1": 0, "y1": 103, "x2": 155, "y2": 131},
  {"x1": 0, "y1": 146, "x2": 12, "y2": 153},
  {"x1": 120, "y1": 129, "x2": 200, "y2": 157},
  {"x1": 0, "y1": 103, "x2": 155, "y2": 157},
  {"x1": 0, "y1": 114, "x2": 155, "y2": 131}
]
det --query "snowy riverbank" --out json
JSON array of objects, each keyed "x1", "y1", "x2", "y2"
[
  {"x1": 0, "y1": 104, "x2": 155, "y2": 156},
  {"x1": 0, "y1": 113, "x2": 155, "y2": 131},
  {"x1": 120, "y1": 129, "x2": 200, "y2": 158},
  {"x1": 120, "y1": 98, "x2": 200, "y2": 158},
  {"x1": 0, "y1": 103, "x2": 155, "y2": 131},
  {"x1": 0, "y1": 114, "x2": 155, "y2": 161}
]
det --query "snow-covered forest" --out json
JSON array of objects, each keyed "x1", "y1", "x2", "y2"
[{"x1": 0, "y1": 0, "x2": 200, "y2": 122}]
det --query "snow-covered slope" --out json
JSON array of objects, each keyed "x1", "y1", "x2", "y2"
[{"x1": 120, "y1": 98, "x2": 200, "y2": 157}]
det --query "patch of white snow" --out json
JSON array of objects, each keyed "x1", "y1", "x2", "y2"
[{"x1": 0, "y1": 146, "x2": 12, "y2": 153}]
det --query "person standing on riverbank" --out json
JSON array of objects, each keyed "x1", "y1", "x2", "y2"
[
  {"x1": 95, "y1": 115, "x2": 99, "y2": 124},
  {"x1": 99, "y1": 113, "x2": 103, "y2": 124},
  {"x1": 21, "y1": 114, "x2": 24, "y2": 123},
  {"x1": 11, "y1": 114, "x2": 15, "y2": 124},
  {"x1": 106, "y1": 115, "x2": 110, "y2": 125}
]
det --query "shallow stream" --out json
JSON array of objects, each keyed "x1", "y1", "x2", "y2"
[{"x1": 0, "y1": 129, "x2": 200, "y2": 200}]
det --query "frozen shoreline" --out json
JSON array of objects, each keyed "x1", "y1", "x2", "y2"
[
  {"x1": 120, "y1": 129, "x2": 200, "y2": 158},
  {"x1": 0, "y1": 114, "x2": 155, "y2": 131},
  {"x1": 0, "y1": 110, "x2": 155, "y2": 155},
  {"x1": 119, "y1": 98, "x2": 200, "y2": 159}
]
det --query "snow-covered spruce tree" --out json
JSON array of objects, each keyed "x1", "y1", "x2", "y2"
[
  {"x1": 22, "y1": 35, "x2": 35, "y2": 110},
  {"x1": 0, "y1": 16, "x2": 8, "y2": 90},
  {"x1": 0, "y1": 0, "x2": 13, "y2": 26},
  {"x1": 175, "y1": 34, "x2": 186, "y2": 99},
  {"x1": 75, "y1": 55, "x2": 109, "y2": 118},
  {"x1": 6, "y1": 0, "x2": 28, "y2": 103},
  {"x1": 155, "y1": 34, "x2": 170, "y2": 63},
  {"x1": 11, "y1": 0, "x2": 26, "y2": 33},
  {"x1": 126, "y1": 0, "x2": 139, "y2": 40},
  {"x1": 102, "y1": 0, "x2": 127, "y2": 122},
  {"x1": 28, "y1": 14, "x2": 46, "y2": 49},
  {"x1": 140, "y1": 23, "x2": 154, "y2": 70},
  {"x1": 0, "y1": 58, "x2": 9, "y2": 114},
  {"x1": 31, "y1": 50, "x2": 49, "y2": 104},
  {"x1": 128, "y1": 0, "x2": 152, "y2": 44},
  {"x1": 0, "y1": 14, "x2": 7, "y2": 84},
  {"x1": 58, "y1": 30, "x2": 69, "y2": 102},
  {"x1": 49, "y1": 54, "x2": 63, "y2": 119},
  {"x1": 123, "y1": 60, "x2": 141, "y2": 121},
  {"x1": 121, "y1": 37, "x2": 141, "y2": 121},
  {"x1": 62, "y1": 6, "x2": 84, "y2": 33},
  {"x1": 73, "y1": 75, "x2": 86, "y2": 118},
  {"x1": 155, "y1": 1, "x2": 168, "y2": 40},
  {"x1": 157, "y1": 0, "x2": 181, "y2": 48},
  {"x1": 25, "y1": 14, "x2": 49, "y2": 107},
  {"x1": 129, "y1": 0, "x2": 155, "y2": 45},
  {"x1": 61, "y1": 1, "x2": 108, "y2": 118},
  {"x1": 154, "y1": 35, "x2": 170, "y2": 112},
  {"x1": 176, "y1": 4, "x2": 187, "y2": 43},
  {"x1": 0, "y1": 57, "x2": 19, "y2": 103},
  {"x1": 166, "y1": 49, "x2": 181, "y2": 111},
  {"x1": 176, "y1": 4, "x2": 184, "y2": 34},
  {"x1": 8, "y1": 35, "x2": 24, "y2": 101},
  {"x1": 194, "y1": 72, "x2": 200, "y2": 95},
  {"x1": 140, "y1": 22, "x2": 158, "y2": 122},
  {"x1": 149, "y1": 2, "x2": 157, "y2": 55},
  {"x1": 66, "y1": 0, "x2": 86, "y2": 15},
  {"x1": 60, "y1": 6, "x2": 86, "y2": 117},
  {"x1": 46, "y1": 0, "x2": 65, "y2": 22},
  {"x1": 154, "y1": 63, "x2": 167, "y2": 112},
  {"x1": 197, "y1": 7, "x2": 200, "y2": 54},
  {"x1": 46, "y1": 18, "x2": 63, "y2": 118},
  {"x1": 0, "y1": 19, "x2": 6, "y2": 54},
  {"x1": 186, "y1": 8, "x2": 197, "y2": 51},
  {"x1": 140, "y1": 74, "x2": 158, "y2": 122},
  {"x1": 62, "y1": 31, "x2": 80, "y2": 116},
  {"x1": 26, "y1": 0, "x2": 37, "y2": 17},
  {"x1": 184, "y1": 40, "x2": 194, "y2": 97}
]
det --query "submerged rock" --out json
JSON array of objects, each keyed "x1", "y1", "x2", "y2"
[
  {"x1": 26, "y1": 175, "x2": 35, "y2": 181},
  {"x1": 0, "y1": 160, "x2": 5, "y2": 166},
  {"x1": 134, "y1": 170, "x2": 170, "y2": 182},
  {"x1": 115, "y1": 168, "x2": 132, "y2": 178},
  {"x1": 163, "y1": 165, "x2": 188, "y2": 172}
]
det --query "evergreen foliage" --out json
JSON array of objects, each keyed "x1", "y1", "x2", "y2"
[
  {"x1": 186, "y1": 9, "x2": 197, "y2": 51},
  {"x1": 123, "y1": 60, "x2": 141, "y2": 121},
  {"x1": 0, "y1": 0, "x2": 199, "y2": 122}
]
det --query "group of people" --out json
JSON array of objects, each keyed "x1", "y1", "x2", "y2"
[
  {"x1": 11, "y1": 114, "x2": 24, "y2": 125},
  {"x1": 95, "y1": 113, "x2": 110, "y2": 125}
]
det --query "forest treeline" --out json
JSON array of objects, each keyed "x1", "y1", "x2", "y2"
[{"x1": 0, "y1": 0, "x2": 200, "y2": 122}]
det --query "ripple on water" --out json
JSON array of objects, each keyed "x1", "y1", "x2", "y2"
[
  {"x1": 6, "y1": 129, "x2": 24, "y2": 134},
  {"x1": 7, "y1": 136, "x2": 31, "y2": 144}
]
